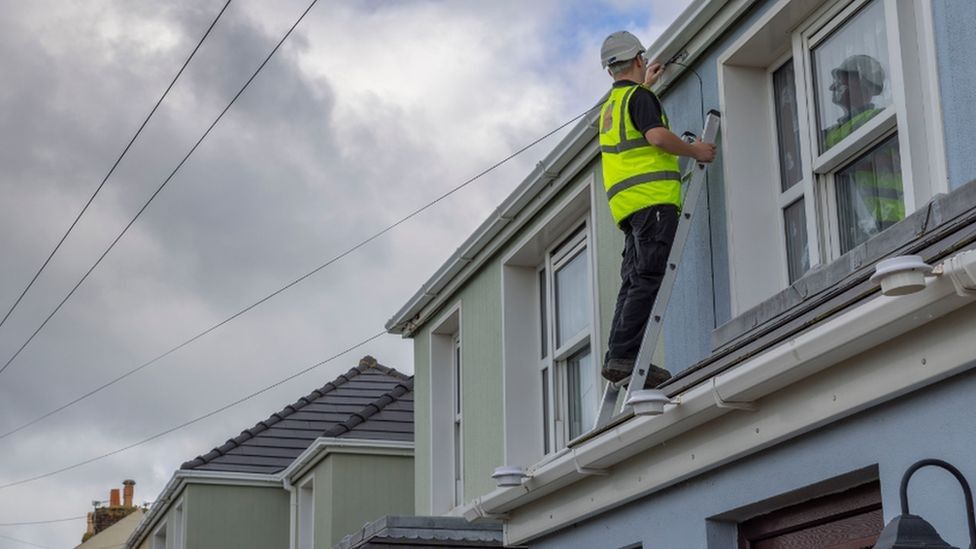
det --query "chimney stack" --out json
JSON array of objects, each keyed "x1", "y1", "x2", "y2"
[
  {"x1": 109, "y1": 488, "x2": 120, "y2": 507},
  {"x1": 123, "y1": 480, "x2": 135, "y2": 507}
]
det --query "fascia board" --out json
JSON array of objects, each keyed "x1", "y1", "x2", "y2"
[
  {"x1": 126, "y1": 469, "x2": 280, "y2": 548},
  {"x1": 470, "y1": 271, "x2": 974, "y2": 531},
  {"x1": 282, "y1": 437, "x2": 414, "y2": 482}
]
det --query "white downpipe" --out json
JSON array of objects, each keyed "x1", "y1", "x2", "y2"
[
  {"x1": 283, "y1": 477, "x2": 297, "y2": 549},
  {"x1": 468, "y1": 251, "x2": 976, "y2": 518}
]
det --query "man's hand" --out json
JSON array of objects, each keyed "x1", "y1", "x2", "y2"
[
  {"x1": 644, "y1": 62, "x2": 665, "y2": 87},
  {"x1": 691, "y1": 138, "x2": 717, "y2": 163}
]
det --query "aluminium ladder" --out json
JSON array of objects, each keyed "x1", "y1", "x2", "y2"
[{"x1": 592, "y1": 109, "x2": 721, "y2": 432}]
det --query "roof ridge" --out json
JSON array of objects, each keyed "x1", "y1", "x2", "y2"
[
  {"x1": 180, "y1": 356, "x2": 377, "y2": 470},
  {"x1": 321, "y1": 376, "x2": 414, "y2": 438}
]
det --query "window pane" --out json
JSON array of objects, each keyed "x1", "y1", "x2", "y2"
[
  {"x1": 773, "y1": 60, "x2": 802, "y2": 191},
  {"x1": 539, "y1": 269, "x2": 548, "y2": 359},
  {"x1": 784, "y1": 199, "x2": 810, "y2": 283},
  {"x1": 566, "y1": 347, "x2": 596, "y2": 440},
  {"x1": 835, "y1": 134, "x2": 903, "y2": 253},
  {"x1": 812, "y1": 0, "x2": 892, "y2": 153},
  {"x1": 555, "y1": 249, "x2": 590, "y2": 348},
  {"x1": 542, "y1": 368, "x2": 550, "y2": 455}
]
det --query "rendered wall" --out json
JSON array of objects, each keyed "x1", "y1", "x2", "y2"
[
  {"x1": 530, "y1": 363, "x2": 976, "y2": 549},
  {"x1": 184, "y1": 484, "x2": 289, "y2": 549},
  {"x1": 932, "y1": 0, "x2": 976, "y2": 191},
  {"x1": 311, "y1": 452, "x2": 414, "y2": 546}
]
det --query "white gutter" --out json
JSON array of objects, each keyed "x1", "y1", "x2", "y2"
[
  {"x1": 464, "y1": 251, "x2": 976, "y2": 521},
  {"x1": 126, "y1": 438, "x2": 413, "y2": 549}
]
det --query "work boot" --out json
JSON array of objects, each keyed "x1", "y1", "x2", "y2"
[{"x1": 602, "y1": 358, "x2": 672, "y2": 388}]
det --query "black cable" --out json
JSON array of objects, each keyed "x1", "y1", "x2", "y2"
[
  {"x1": 0, "y1": 0, "x2": 232, "y2": 335},
  {"x1": 668, "y1": 60, "x2": 719, "y2": 328},
  {"x1": 0, "y1": 331, "x2": 385, "y2": 491},
  {"x1": 0, "y1": 0, "x2": 320, "y2": 377},
  {"x1": 0, "y1": 516, "x2": 85, "y2": 526},
  {"x1": 0, "y1": 104, "x2": 597, "y2": 442}
]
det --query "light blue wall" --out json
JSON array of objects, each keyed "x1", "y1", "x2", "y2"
[
  {"x1": 932, "y1": 0, "x2": 976, "y2": 191},
  {"x1": 657, "y1": 0, "x2": 770, "y2": 372},
  {"x1": 531, "y1": 365, "x2": 976, "y2": 549}
]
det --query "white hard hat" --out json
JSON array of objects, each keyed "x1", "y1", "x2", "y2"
[
  {"x1": 601, "y1": 31, "x2": 645, "y2": 68},
  {"x1": 832, "y1": 54, "x2": 885, "y2": 93}
]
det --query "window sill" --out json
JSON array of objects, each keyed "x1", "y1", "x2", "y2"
[{"x1": 709, "y1": 177, "x2": 976, "y2": 361}]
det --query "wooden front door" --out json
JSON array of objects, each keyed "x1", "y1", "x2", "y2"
[{"x1": 738, "y1": 481, "x2": 884, "y2": 549}]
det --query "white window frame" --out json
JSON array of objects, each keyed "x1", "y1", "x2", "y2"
[
  {"x1": 152, "y1": 496, "x2": 185, "y2": 549},
  {"x1": 537, "y1": 224, "x2": 596, "y2": 450},
  {"x1": 428, "y1": 303, "x2": 461, "y2": 514},
  {"x1": 719, "y1": 0, "x2": 946, "y2": 314},
  {"x1": 500, "y1": 176, "x2": 597, "y2": 464},
  {"x1": 297, "y1": 476, "x2": 314, "y2": 549}
]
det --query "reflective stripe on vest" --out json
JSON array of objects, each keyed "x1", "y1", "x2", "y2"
[{"x1": 599, "y1": 84, "x2": 681, "y2": 224}]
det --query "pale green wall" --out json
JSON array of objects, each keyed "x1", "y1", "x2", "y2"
[
  {"x1": 184, "y1": 484, "x2": 289, "y2": 549},
  {"x1": 411, "y1": 157, "x2": 629, "y2": 509},
  {"x1": 412, "y1": 329, "x2": 431, "y2": 514},
  {"x1": 307, "y1": 452, "x2": 414, "y2": 546}
]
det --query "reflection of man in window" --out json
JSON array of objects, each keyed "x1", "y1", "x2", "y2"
[
  {"x1": 823, "y1": 54, "x2": 884, "y2": 147},
  {"x1": 825, "y1": 55, "x2": 904, "y2": 246}
]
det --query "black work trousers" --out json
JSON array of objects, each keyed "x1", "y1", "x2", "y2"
[{"x1": 605, "y1": 204, "x2": 679, "y2": 363}]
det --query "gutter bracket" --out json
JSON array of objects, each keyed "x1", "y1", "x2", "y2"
[
  {"x1": 573, "y1": 451, "x2": 610, "y2": 476},
  {"x1": 536, "y1": 161, "x2": 560, "y2": 180},
  {"x1": 712, "y1": 378, "x2": 758, "y2": 411}
]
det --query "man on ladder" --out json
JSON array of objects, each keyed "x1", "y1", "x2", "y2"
[{"x1": 599, "y1": 31, "x2": 716, "y2": 388}]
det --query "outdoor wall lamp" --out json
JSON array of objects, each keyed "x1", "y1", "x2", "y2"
[
  {"x1": 871, "y1": 255, "x2": 933, "y2": 296},
  {"x1": 873, "y1": 459, "x2": 976, "y2": 549}
]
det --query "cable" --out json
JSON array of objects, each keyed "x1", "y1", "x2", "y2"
[
  {"x1": 0, "y1": 0, "x2": 319, "y2": 378},
  {"x1": 0, "y1": 516, "x2": 85, "y2": 527},
  {"x1": 0, "y1": 103, "x2": 598, "y2": 442},
  {"x1": 0, "y1": 533, "x2": 49, "y2": 549},
  {"x1": 0, "y1": 330, "x2": 384, "y2": 491},
  {"x1": 0, "y1": 0, "x2": 232, "y2": 335}
]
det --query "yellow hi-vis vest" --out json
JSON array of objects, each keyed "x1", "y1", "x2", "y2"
[{"x1": 599, "y1": 84, "x2": 681, "y2": 224}]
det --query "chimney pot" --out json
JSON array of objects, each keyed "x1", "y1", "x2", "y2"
[
  {"x1": 109, "y1": 488, "x2": 120, "y2": 507},
  {"x1": 123, "y1": 479, "x2": 135, "y2": 507}
]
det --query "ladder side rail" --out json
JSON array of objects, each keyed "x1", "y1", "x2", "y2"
[{"x1": 622, "y1": 111, "x2": 721, "y2": 407}]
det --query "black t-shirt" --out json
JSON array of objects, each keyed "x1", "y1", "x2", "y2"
[{"x1": 613, "y1": 80, "x2": 665, "y2": 134}]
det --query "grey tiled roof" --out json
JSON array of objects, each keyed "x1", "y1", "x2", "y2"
[{"x1": 180, "y1": 356, "x2": 413, "y2": 474}]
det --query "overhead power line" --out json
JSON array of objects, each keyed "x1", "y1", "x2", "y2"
[
  {"x1": 0, "y1": 102, "x2": 597, "y2": 442},
  {"x1": 0, "y1": 533, "x2": 49, "y2": 549},
  {"x1": 0, "y1": 0, "x2": 320, "y2": 378},
  {"x1": 0, "y1": 331, "x2": 384, "y2": 491},
  {"x1": 0, "y1": 516, "x2": 85, "y2": 527},
  {"x1": 0, "y1": 0, "x2": 232, "y2": 335}
]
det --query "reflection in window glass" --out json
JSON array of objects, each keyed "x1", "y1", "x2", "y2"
[
  {"x1": 784, "y1": 199, "x2": 809, "y2": 283},
  {"x1": 812, "y1": 0, "x2": 892, "y2": 153},
  {"x1": 555, "y1": 249, "x2": 590, "y2": 348},
  {"x1": 773, "y1": 60, "x2": 803, "y2": 191},
  {"x1": 835, "y1": 134, "x2": 903, "y2": 253},
  {"x1": 566, "y1": 347, "x2": 596, "y2": 440}
]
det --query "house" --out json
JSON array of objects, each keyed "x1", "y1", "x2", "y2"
[
  {"x1": 78, "y1": 480, "x2": 144, "y2": 548},
  {"x1": 126, "y1": 356, "x2": 415, "y2": 549},
  {"x1": 387, "y1": 0, "x2": 976, "y2": 547}
]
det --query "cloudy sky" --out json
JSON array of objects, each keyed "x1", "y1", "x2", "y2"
[{"x1": 0, "y1": 1, "x2": 689, "y2": 546}]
